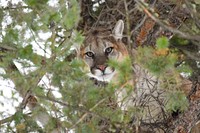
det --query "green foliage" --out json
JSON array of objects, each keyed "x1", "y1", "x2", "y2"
[
  {"x1": 3, "y1": 29, "x2": 19, "y2": 44},
  {"x1": 156, "y1": 36, "x2": 169, "y2": 49},
  {"x1": 0, "y1": 9, "x2": 3, "y2": 23},
  {"x1": 14, "y1": 111, "x2": 24, "y2": 125},
  {"x1": 147, "y1": 56, "x2": 169, "y2": 74},
  {"x1": 34, "y1": 86, "x2": 46, "y2": 97},
  {"x1": 177, "y1": 63, "x2": 192, "y2": 76},
  {"x1": 24, "y1": 0, "x2": 49, "y2": 9},
  {"x1": 166, "y1": 91, "x2": 189, "y2": 112},
  {"x1": 136, "y1": 46, "x2": 177, "y2": 75},
  {"x1": 63, "y1": 0, "x2": 80, "y2": 29},
  {"x1": 77, "y1": 123, "x2": 97, "y2": 133},
  {"x1": 73, "y1": 31, "x2": 85, "y2": 45},
  {"x1": 170, "y1": 36, "x2": 189, "y2": 46},
  {"x1": 108, "y1": 57, "x2": 132, "y2": 84},
  {"x1": 23, "y1": 116, "x2": 43, "y2": 132},
  {"x1": 18, "y1": 45, "x2": 33, "y2": 58},
  {"x1": 0, "y1": 0, "x2": 85, "y2": 132}
]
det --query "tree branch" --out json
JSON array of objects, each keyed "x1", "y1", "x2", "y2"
[{"x1": 135, "y1": 0, "x2": 200, "y2": 42}]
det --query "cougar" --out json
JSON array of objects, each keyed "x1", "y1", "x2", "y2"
[
  {"x1": 76, "y1": 20, "x2": 193, "y2": 123},
  {"x1": 78, "y1": 20, "x2": 128, "y2": 83}
]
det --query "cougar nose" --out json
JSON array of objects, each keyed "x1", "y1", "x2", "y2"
[{"x1": 96, "y1": 65, "x2": 107, "y2": 71}]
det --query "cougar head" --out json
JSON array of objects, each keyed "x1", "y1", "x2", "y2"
[{"x1": 79, "y1": 20, "x2": 128, "y2": 82}]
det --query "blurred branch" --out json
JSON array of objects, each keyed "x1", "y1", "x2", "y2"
[
  {"x1": 1, "y1": 6, "x2": 31, "y2": 10},
  {"x1": 184, "y1": 0, "x2": 200, "y2": 29},
  {"x1": 0, "y1": 43, "x2": 17, "y2": 51},
  {"x1": 0, "y1": 115, "x2": 15, "y2": 125},
  {"x1": 181, "y1": 49, "x2": 200, "y2": 61},
  {"x1": 123, "y1": 0, "x2": 131, "y2": 49},
  {"x1": 0, "y1": 112, "x2": 33, "y2": 125}
]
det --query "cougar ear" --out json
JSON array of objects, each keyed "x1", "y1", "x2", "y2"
[{"x1": 112, "y1": 20, "x2": 124, "y2": 40}]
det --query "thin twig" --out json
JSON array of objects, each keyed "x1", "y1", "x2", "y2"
[
  {"x1": 123, "y1": 0, "x2": 132, "y2": 49},
  {"x1": 1, "y1": 6, "x2": 31, "y2": 10},
  {"x1": 0, "y1": 112, "x2": 31, "y2": 125}
]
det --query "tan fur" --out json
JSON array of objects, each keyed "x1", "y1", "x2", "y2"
[
  {"x1": 80, "y1": 30, "x2": 128, "y2": 60},
  {"x1": 78, "y1": 20, "x2": 128, "y2": 82}
]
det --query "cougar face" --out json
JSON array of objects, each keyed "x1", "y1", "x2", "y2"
[{"x1": 79, "y1": 20, "x2": 128, "y2": 82}]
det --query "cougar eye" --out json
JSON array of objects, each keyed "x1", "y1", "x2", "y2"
[
  {"x1": 85, "y1": 51, "x2": 94, "y2": 58},
  {"x1": 105, "y1": 47, "x2": 113, "y2": 54}
]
